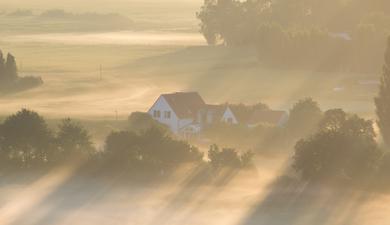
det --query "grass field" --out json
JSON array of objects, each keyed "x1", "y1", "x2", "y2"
[
  {"x1": 0, "y1": 0, "x2": 380, "y2": 140},
  {"x1": 0, "y1": 42, "x2": 379, "y2": 118}
]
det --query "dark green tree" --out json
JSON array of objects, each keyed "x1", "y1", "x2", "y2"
[
  {"x1": 287, "y1": 98, "x2": 322, "y2": 138},
  {"x1": 5, "y1": 53, "x2": 18, "y2": 81},
  {"x1": 128, "y1": 112, "x2": 169, "y2": 134},
  {"x1": 294, "y1": 110, "x2": 380, "y2": 181},
  {"x1": 0, "y1": 109, "x2": 53, "y2": 167},
  {"x1": 54, "y1": 119, "x2": 95, "y2": 161},
  {"x1": 104, "y1": 130, "x2": 140, "y2": 163},
  {"x1": 0, "y1": 50, "x2": 5, "y2": 81},
  {"x1": 375, "y1": 37, "x2": 390, "y2": 147}
]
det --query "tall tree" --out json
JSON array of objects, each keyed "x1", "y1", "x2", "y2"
[
  {"x1": 0, "y1": 50, "x2": 5, "y2": 81},
  {"x1": 0, "y1": 109, "x2": 53, "y2": 167},
  {"x1": 287, "y1": 98, "x2": 323, "y2": 139},
  {"x1": 375, "y1": 37, "x2": 390, "y2": 147},
  {"x1": 5, "y1": 53, "x2": 18, "y2": 81}
]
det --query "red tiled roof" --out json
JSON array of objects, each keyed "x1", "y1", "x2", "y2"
[{"x1": 162, "y1": 92, "x2": 206, "y2": 119}]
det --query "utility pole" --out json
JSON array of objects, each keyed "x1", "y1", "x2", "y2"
[{"x1": 115, "y1": 110, "x2": 118, "y2": 121}]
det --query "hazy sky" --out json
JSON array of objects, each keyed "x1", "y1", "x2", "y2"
[{"x1": 0, "y1": 0, "x2": 202, "y2": 11}]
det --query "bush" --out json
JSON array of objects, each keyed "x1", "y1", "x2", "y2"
[{"x1": 208, "y1": 144, "x2": 253, "y2": 169}]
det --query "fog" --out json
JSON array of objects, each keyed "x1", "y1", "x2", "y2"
[
  {"x1": 1, "y1": 0, "x2": 390, "y2": 225},
  {"x1": 3, "y1": 32, "x2": 205, "y2": 46},
  {"x1": 2, "y1": 155, "x2": 390, "y2": 225}
]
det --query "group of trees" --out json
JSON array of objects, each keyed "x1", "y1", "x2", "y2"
[
  {"x1": 0, "y1": 109, "x2": 94, "y2": 168},
  {"x1": 0, "y1": 50, "x2": 43, "y2": 93},
  {"x1": 293, "y1": 109, "x2": 381, "y2": 182},
  {"x1": 104, "y1": 128, "x2": 203, "y2": 172},
  {"x1": 0, "y1": 109, "x2": 253, "y2": 173},
  {"x1": 292, "y1": 38, "x2": 390, "y2": 184},
  {"x1": 197, "y1": 0, "x2": 390, "y2": 71},
  {"x1": 0, "y1": 52, "x2": 18, "y2": 83}
]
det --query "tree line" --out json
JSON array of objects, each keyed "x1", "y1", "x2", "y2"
[
  {"x1": 0, "y1": 109, "x2": 253, "y2": 175},
  {"x1": 291, "y1": 37, "x2": 390, "y2": 185},
  {"x1": 0, "y1": 52, "x2": 18, "y2": 82},
  {"x1": 0, "y1": 50, "x2": 43, "y2": 93},
  {"x1": 197, "y1": 0, "x2": 390, "y2": 72}
]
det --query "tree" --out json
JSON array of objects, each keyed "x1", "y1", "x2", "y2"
[
  {"x1": 0, "y1": 109, "x2": 53, "y2": 167},
  {"x1": 287, "y1": 98, "x2": 322, "y2": 138},
  {"x1": 54, "y1": 119, "x2": 95, "y2": 161},
  {"x1": 5, "y1": 53, "x2": 18, "y2": 81},
  {"x1": 128, "y1": 112, "x2": 169, "y2": 134},
  {"x1": 318, "y1": 109, "x2": 347, "y2": 132},
  {"x1": 104, "y1": 130, "x2": 140, "y2": 163},
  {"x1": 0, "y1": 50, "x2": 5, "y2": 81},
  {"x1": 375, "y1": 37, "x2": 390, "y2": 147},
  {"x1": 293, "y1": 110, "x2": 380, "y2": 181},
  {"x1": 197, "y1": 0, "x2": 247, "y2": 45},
  {"x1": 103, "y1": 127, "x2": 203, "y2": 171},
  {"x1": 139, "y1": 127, "x2": 203, "y2": 167}
]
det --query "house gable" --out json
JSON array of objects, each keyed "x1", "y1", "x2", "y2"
[
  {"x1": 221, "y1": 107, "x2": 239, "y2": 124},
  {"x1": 148, "y1": 96, "x2": 180, "y2": 133},
  {"x1": 162, "y1": 92, "x2": 206, "y2": 119}
]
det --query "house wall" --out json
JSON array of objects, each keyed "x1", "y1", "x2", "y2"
[
  {"x1": 221, "y1": 107, "x2": 238, "y2": 124},
  {"x1": 178, "y1": 118, "x2": 194, "y2": 132},
  {"x1": 148, "y1": 96, "x2": 180, "y2": 133}
]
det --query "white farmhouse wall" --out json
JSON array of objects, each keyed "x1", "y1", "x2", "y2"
[
  {"x1": 178, "y1": 118, "x2": 194, "y2": 132},
  {"x1": 221, "y1": 107, "x2": 238, "y2": 124},
  {"x1": 148, "y1": 96, "x2": 179, "y2": 133}
]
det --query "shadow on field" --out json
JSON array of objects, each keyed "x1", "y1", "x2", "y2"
[
  {"x1": 238, "y1": 168, "x2": 374, "y2": 225},
  {"x1": 147, "y1": 165, "x2": 241, "y2": 225}
]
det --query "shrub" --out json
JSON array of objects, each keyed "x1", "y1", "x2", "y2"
[{"x1": 208, "y1": 144, "x2": 253, "y2": 169}]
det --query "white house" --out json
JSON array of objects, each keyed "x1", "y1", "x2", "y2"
[
  {"x1": 148, "y1": 92, "x2": 289, "y2": 136},
  {"x1": 148, "y1": 92, "x2": 206, "y2": 136}
]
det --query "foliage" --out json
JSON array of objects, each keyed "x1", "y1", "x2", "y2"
[
  {"x1": 375, "y1": 37, "x2": 390, "y2": 147},
  {"x1": 0, "y1": 110, "x2": 94, "y2": 168},
  {"x1": 287, "y1": 98, "x2": 322, "y2": 139},
  {"x1": 0, "y1": 109, "x2": 54, "y2": 167},
  {"x1": 54, "y1": 119, "x2": 95, "y2": 160},
  {"x1": 196, "y1": 0, "x2": 390, "y2": 72},
  {"x1": 293, "y1": 109, "x2": 381, "y2": 181},
  {"x1": 0, "y1": 50, "x2": 43, "y2": 93},
  {"x1": 104, "y1": 127, "x2": 203, "y2": 170},
  {"x1": 208, "y1": 144, "x2": 253, "y2": 169},
  {"x1": 128, "y1": 112, "x2": 169, "y2": 134}
]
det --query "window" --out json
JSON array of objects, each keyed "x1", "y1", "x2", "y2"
[
  {"x1": 153, "y1": 110, "x2": 161, "y2": 118},
  {"x1": 164, "y1": 111, "x2": 171, "y2": 119}
]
